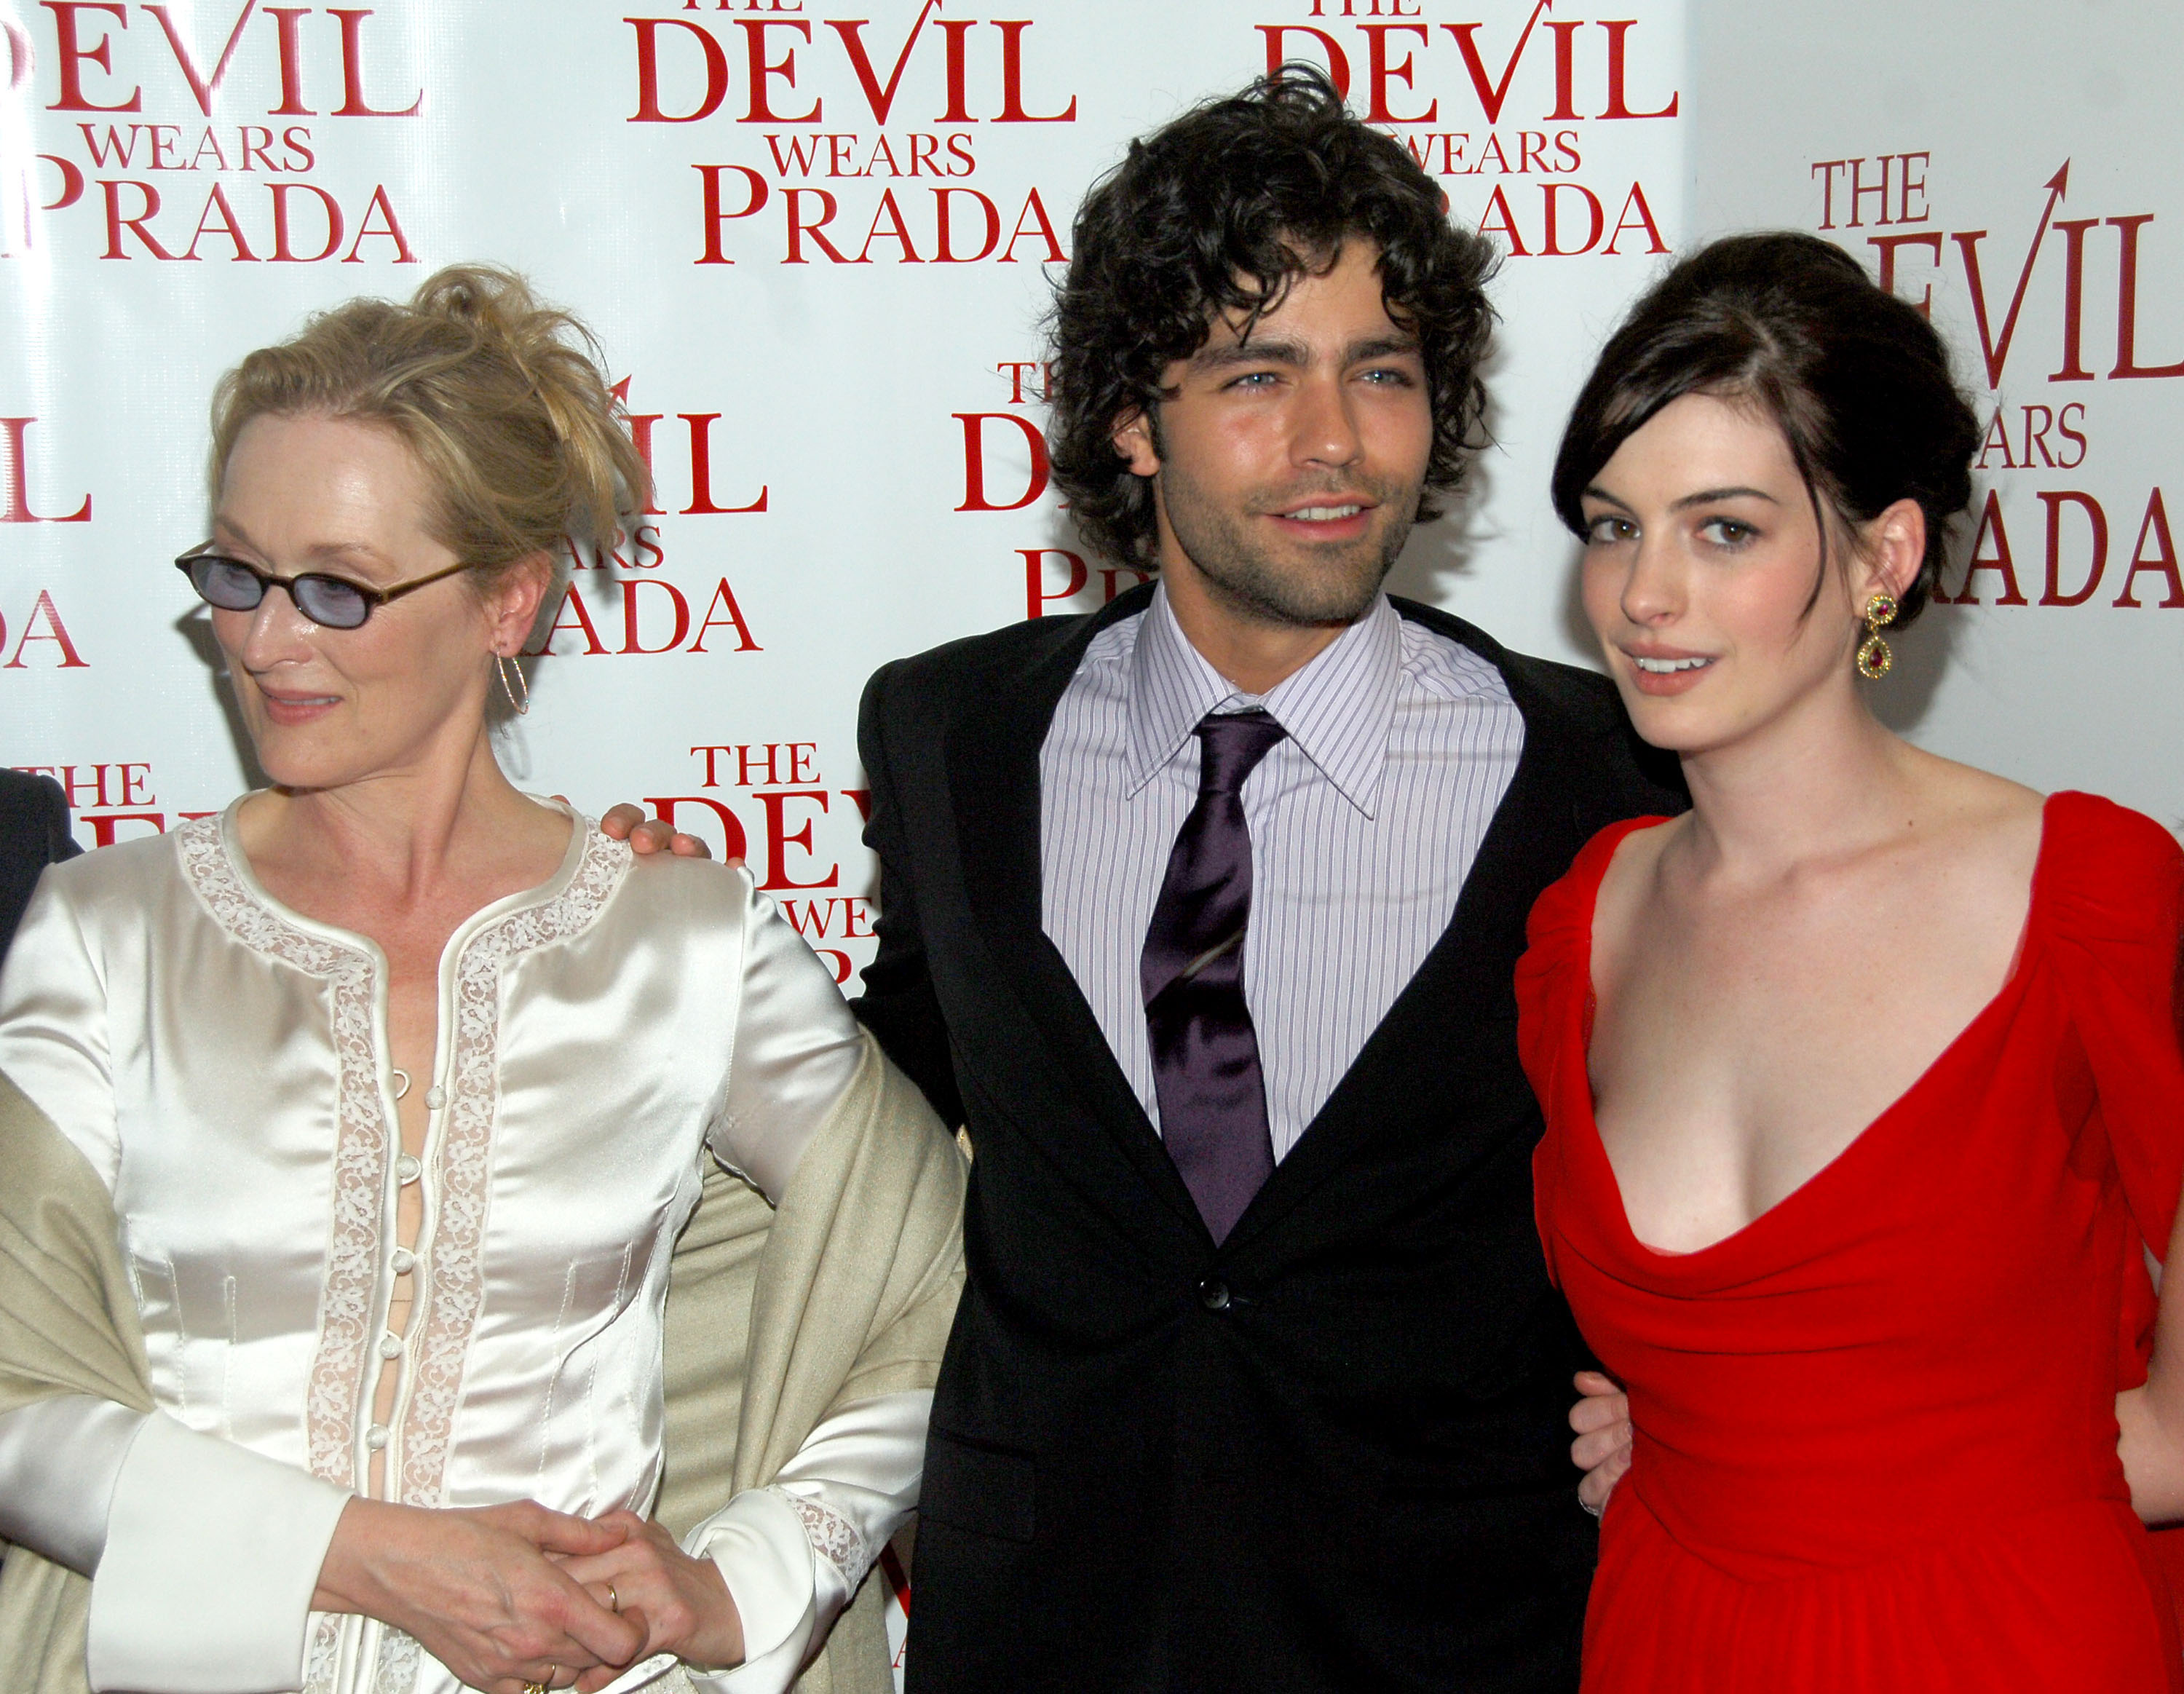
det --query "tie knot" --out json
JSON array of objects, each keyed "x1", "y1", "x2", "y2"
[{"x1": 1194, "y1": 709, "x2": 1288, "y2": 796}]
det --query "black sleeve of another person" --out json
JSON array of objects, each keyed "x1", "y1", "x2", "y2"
[
  {"x1": 848, "y1": 661, "x2": 966, "y2": 1129},
  {"x1": 0, "y1": 770, "x2": 81, "y2": 962}
]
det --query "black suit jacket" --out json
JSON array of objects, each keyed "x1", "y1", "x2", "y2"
[
  {"x1": 853, "y1": 586, "x2": 1684, "y2": 1694},
  {"x1": 0, "y1": 770, "x2": 79, "y2": 962}
]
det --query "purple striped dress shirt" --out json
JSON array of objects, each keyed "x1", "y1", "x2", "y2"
[{"x1": 1039, "y1": 585, "x2": 1526, "y2": 1162}]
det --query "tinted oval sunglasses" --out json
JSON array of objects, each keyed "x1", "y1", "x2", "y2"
[{"x1": 175, "y1": 543, "x2": 474, "y2": 630}]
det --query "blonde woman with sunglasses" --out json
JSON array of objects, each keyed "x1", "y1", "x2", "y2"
[{"x1": 0, "y1": 268, "x2": 961, "y2": 1694}]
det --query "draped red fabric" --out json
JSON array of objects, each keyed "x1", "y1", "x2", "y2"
[{"x1": 1521, "y1": 792, "x2": 2184, "y2": 1690}]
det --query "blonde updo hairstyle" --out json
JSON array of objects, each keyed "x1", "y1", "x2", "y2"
[{"x1": 208, "y1": 265, "x2": 650, "y2": 589}]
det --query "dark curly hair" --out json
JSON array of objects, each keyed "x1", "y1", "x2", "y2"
[
  {"x1": 1551, "y1": 231, "x2": 1979, "y2": 625},
  {"x1": 1047, "y1": 66, "x2": 1498, "y2": 567}
]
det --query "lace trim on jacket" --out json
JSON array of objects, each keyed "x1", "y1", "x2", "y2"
[
  {"x1": 179, "y1": 813, "x2": 630, "y2": 1694},
  {"x1": 772, "y1": 1485, "x2": 876, "y2": 1587}
]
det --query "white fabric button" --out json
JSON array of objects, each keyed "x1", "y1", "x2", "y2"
[
  {"x1": 395, "y1": 1154, "x2": 421, "y2": 1184},
  {"x1": 424, "y1": 1085, "x2": 446, "y2": 1110},
  {"x1": 389, "y1": 1248, "x2": 416, "y2": 1275},
  {"x1": 378, "y1": 1334, "x2": 404, "y2": 1360},
  {"x1": 364, "y1": 1425, "x2": 389, "y2": 1450}
]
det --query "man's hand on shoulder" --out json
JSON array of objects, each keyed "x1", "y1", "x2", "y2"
[{"x1": 597, "y1": 804, "x2": 728, "y2": 863}]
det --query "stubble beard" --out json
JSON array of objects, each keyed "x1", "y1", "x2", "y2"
[{"x1": 1156, "y1": 459, "x2": 1421, "y2": 628}]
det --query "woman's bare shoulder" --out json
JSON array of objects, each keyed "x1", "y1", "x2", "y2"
[
  {"x1": 1589, "y1": 812, "x2": 1688, "y2": 967},
  {"x1": 1899, "y1": 748, "x2": 2046, "y2": 866},
  {"x1": 1596, "y1": 811, "x2": 1685, "y2": 902},
  {"x1": 1861, "y1": 751, "x2": 2049, "y2": 957}
]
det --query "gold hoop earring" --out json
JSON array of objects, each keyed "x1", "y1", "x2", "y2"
[
  {"x1": 1856, "y1": 593, "x2": 1899, "y2": 681},
  {"x1": 496, "y1": 652, "x2": 531, "y2": 716}
]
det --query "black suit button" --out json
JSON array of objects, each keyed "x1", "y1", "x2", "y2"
[{"x1": 1198, "y1": 1278, "x2": 1231, "y2": 1311}]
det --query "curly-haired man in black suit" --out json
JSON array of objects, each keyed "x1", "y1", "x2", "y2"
[{"x1": 617, "y1": 66, "x2": 1673, "y2": 1693}]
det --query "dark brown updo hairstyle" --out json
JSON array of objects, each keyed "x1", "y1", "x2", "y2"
[{"x1": 1551, "y1": 231, "x2": 1979, "y2": 625}]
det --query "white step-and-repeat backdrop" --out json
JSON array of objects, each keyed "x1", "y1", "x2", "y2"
[
  {"x1": 1690, "y1": 3, "x2": 2184, "y2": 825},
  {"x1": 4, "y1": 0, "x2": 2180, "y2": 1674}
]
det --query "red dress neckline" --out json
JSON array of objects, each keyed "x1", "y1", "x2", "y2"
[
  {"x1": 1570, "y1": 795, "x2": 2057, "y2": 1274},
  {"x1": 1519, "y1": 787, "x2": 2184, "y2": 1690}
]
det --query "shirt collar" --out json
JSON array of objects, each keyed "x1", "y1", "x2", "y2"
[{"x1": 1125, "y1": 582, "x2": 1404, "y2": 818}]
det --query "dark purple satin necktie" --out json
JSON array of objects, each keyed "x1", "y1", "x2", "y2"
[{"x1": 1142, "y1": 708, "x2": 1289, "y2": 1243}]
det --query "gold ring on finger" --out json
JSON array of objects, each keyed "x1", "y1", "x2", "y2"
[{"x1": 606, "y1": 1581, "x2": 620, "y2": 1614}]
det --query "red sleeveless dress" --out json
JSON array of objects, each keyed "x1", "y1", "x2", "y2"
[{"x1": 1518, "y1": 791, "x2": 2184, "y2": 1691}]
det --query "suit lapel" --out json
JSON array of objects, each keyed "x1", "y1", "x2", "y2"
[
  {"x1": 1220, "y1": 612, "x2": 1600, "y2": 1256},
  {"x1": 943, "y1": 586, "x2": 1207, "y2": 1234}
]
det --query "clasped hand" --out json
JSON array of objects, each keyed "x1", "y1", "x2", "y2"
[
  {"x1": 560, "y1": 1511, "x2": 747, "y2": 1693},
  {"x1": 314, "y1": 1498, "x2": 743, "y2": 1694}
]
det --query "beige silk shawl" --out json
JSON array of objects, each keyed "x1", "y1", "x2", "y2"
[{"x1": 0, "y1": 1030, "x2": 964, "y2": 1694}]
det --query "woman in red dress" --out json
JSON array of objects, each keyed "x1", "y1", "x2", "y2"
[{"x1": 1519, "y1": 231, "x2": 2184, "y2": 1690}]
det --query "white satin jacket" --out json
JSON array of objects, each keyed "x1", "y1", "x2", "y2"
[{"x1": 0, "y1": 802, "x2": 927, "y2": 1694}]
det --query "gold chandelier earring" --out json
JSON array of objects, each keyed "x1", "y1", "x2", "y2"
[
  {"x1": 495, "y1": 652, "x2": 531, "y2": 715},
  {"x1": 1856, "y1": 593, "x2": 1899, "y2": 681}
]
